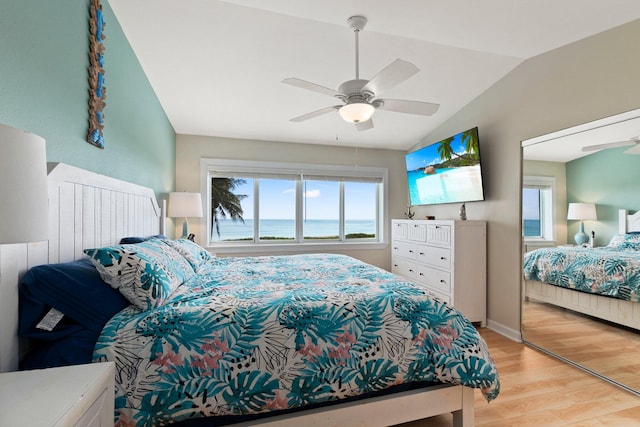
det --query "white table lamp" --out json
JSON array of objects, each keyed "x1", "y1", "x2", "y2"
[
  {"x1": 567, "y1": 202, "x2": 597, "y2": 246},
  {"x1": 0, "y1": 124, "x2": 49, "y2": 244},
  {"x1": 168, "y1": 192, "x2": 203, "y2": 238}
]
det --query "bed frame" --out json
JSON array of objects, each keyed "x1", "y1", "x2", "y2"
[
  {"x1": 524, "y1": 209, "x2": 640, "y2": 330},
  {"x1": 0, "y1": 163, "x2": 476, "y2": 426}
]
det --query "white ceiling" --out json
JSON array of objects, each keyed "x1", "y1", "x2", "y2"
[
  {"x1": 523, "y1": 108, "x2": 640, "y2": 162},
  {"x1": 109, "y1": 0, "x2": 640, "y2": 151}
]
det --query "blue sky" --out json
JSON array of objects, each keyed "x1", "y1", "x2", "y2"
[
  {"x1": 522, "y1": 188, "x2": 540, "y2": 220},
  {"x1": 405, "y1": 133, "x2": 468, "y2": 171},
  {"x1": 232, "y1": 179, "x2": 376, "y2": 220}
]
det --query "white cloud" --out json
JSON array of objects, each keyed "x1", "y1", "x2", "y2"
[{"x1": 304, "y1": 189, "x2": 321, "y2": 198}]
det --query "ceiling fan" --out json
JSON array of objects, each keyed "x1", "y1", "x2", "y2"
[
  {"x1": 282, "y1": 15, "x2": 439, "y2": 131},
  {"x1": 582, "y1": 136, "x2": 640, "y2": 154}
]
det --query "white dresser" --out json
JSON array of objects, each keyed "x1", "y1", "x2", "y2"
[
  {"x1": 0, "y1": 362, "x2": 115, "y2": 426},
  {"x1": 391, "y1": 219, "x2": 487, "y2": 326}
]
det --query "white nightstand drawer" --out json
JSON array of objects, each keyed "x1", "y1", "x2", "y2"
[{"x1": 426, "y1": 224, "x2": 451, "y2": 247}]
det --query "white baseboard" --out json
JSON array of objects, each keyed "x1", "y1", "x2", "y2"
[{"x1": 486, "y1": 319, "x2": 522, "y2": 342}]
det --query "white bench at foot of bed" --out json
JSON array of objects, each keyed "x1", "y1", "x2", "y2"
[{"x1": 524, "y1": 279, "x2": 640, "y2": 331}]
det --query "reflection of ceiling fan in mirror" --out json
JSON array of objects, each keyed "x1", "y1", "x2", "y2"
[
  {"x1": 582, "y1": 136, "x2": 640, "y2": 154},
  {"x1": 282, "y1": 15, "x2": 439, "y2": 132}
]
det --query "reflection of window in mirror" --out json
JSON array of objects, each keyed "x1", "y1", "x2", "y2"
[{"x1": 523, "y1": 176, "x2": 555, "y2": 249}]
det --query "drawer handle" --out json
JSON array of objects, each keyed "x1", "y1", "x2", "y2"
[
  {"x1": 419, "y1": 252, "x2": 425, "y2": 255},
  {"x1": 440, "y1": 256, "x2": 446, "y2": 260},
  {"x1": 419, "y1": 272, "x2": 424, "y2": 276},
  {"x1": 409, "y1": 269, "x2": 414, "y2": 272},
  {"x1": 393, "y1": 247, "x2": 398, "y2": 250},
  {"x1": 393, "y1": 264, "x2": 398, "y2": 267},
  {"x1": 440, "y1": 279, "x2": 446, "y2": 283},
  {"x1": 409, "y1": 250, "x2": 414, "y2": 253}
]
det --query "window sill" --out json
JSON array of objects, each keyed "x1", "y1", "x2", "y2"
[{"x1": 207, "y1": 241, "x2": 388, "y2": 255}]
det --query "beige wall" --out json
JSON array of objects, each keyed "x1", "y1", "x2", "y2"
[
  {"x1": 408, "y1": 19, "x2": 640, "y2": 336},
  {"x1": 175, "y1": 135, "x2": 407, "y2": 269}
]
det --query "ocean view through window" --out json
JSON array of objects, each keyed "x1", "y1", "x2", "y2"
[{"x1": 202, "y1": 159, "x2": 387, "y2": 249}]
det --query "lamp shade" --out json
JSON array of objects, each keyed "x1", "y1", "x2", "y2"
[
  {"x1": 168, "y1": 192, "x2": 203, "y2": 218},
  {"x1": 0, "y1": 124, "x2": 48, "y2": 244},
  {"x1": 338, "y1": 102, "x2": 375, "y2": 123},
  {"x1": 567, "y1": 203, "x2": 597, "y2": 221}
]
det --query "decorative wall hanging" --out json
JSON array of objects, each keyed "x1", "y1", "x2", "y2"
[{"x1": 87, "y1": 0, "x2": 106, "y2": 148}]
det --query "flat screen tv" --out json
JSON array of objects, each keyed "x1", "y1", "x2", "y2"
[{"x1": 405, "y1": 127, "x2": 484, "y2": 206}]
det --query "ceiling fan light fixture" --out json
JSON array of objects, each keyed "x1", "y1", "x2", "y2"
[{"x1": 339, "y1": 102, "x2": 375, "y2": 123}]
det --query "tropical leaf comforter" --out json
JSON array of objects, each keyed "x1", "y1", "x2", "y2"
[
  {"x1": 523, "y1": 246, "x2": 640, "y2": 302},
  {"x1": 94, "y1": 253, "x2": 500, "y2": 426}
]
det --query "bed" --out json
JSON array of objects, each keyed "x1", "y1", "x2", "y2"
[
  {"x1": 523, "y1": 209, "x2": 640, "y2": 330},
  {"x1": 2, "y1": 163, "x2": 499, "y2": 427}
]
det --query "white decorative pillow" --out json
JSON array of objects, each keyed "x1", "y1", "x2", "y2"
[
  {"x1": 84, "y1": 239, "x2": 194, "y2": 310},
  {"x1": 162, "y1": 238, "x2": 213, "y2": 270}
]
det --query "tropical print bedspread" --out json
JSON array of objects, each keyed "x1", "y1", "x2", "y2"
[
  {"x1": 523, "y1": 246, "x2": 640, "y2": 302},
  {"x1": 94, "y1": 253, "x2": 499, "y2": 426}
]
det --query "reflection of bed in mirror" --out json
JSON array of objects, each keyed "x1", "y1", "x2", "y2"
[{"x1": 523, "y1": 209, "x2": 640, "y2": 330}]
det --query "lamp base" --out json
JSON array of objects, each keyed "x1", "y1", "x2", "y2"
[
  {"x1": 574, "y1": 221, "x2": 588, "y2": 246},
  {"x1": 181, "y1": 218, "x2": 189, "y2": 238}
]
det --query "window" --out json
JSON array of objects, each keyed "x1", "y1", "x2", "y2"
[
  {"x1": 523, "y1": 176, "x2": 555, "y2": 241},
  {"x1": 201, "y1": 159, "x2": 387, "y2": 252}
]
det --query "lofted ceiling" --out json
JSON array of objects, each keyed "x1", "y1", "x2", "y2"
[{"x1": 109, "y1": 0, "x2": 640, "y2": 151}]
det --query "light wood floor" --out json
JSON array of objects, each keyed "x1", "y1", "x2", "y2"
[
  {"x1": 398, "y1": 328, "x2": 640, "y2": 427},
  {"x1": 523, "y1": 300, "x2": 640, "y2": 392}
]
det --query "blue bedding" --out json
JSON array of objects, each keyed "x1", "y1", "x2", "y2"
[
  {"x1": 94, "y1": 253, "x2": 499, "y2": 426},
  {"x1": 523, "y1": 246, "x2": 640, "y2": 302}
]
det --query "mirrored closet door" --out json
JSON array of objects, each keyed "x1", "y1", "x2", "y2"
[{"x1": 521, "y1": 108, "x2": 640, "y2": 395}]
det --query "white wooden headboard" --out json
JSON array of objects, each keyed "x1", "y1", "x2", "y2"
[
  {"x1": 619, "y1": 209, "x2": 640, "y2": 234},
  {"x1": 0, "y1": 163, "x2": 162, "y2": 372}
]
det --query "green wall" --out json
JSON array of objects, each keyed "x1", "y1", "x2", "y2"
[
  {"x1": 566, "y1": 147, "x2": 640, "y2": 245},
  {"x1": 0, "y1": 0, "x2": 175, "y2": 196}
]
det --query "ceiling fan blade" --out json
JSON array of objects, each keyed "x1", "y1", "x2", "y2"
[
  {"x1": 581, "y1": 139, "x2": 637, "y2": 152},
  {"x1": 290, "y1": 106, "x2": 340, "y2": 122},
  {"x1": 376, "y1": 99, "x2": 440, "y2": 116},
  {"x1": 355, "y1": 118, "x2": 374, "y2": 132},
  {"x1": 362, "y1": 59, "x2": 419, "y2": 96},
  {"x1": 282, "y1": 78, "x2": 343, "y2": 98}
]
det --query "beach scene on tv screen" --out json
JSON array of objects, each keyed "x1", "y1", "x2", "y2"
[{"x1": 406, "y1": 128, "x2": 483, "y2": 205}]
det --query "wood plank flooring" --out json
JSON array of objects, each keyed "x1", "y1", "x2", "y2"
[
  {"x1": 523, "y1": 300, "x2": 640, "y2": 392},
  {"x1": 396, "y1": 328, "x2": 640, "y2": 427}
]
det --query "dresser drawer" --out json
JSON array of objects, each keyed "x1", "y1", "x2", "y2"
[
  {"x1": 417, "y1": 245, "x2": 451, "y2": 270},
  {"x1": 392, "y1": 221, "x2": 408, "y2": 239},
  {"x1": 426, "y1": 224, "x2": 451, "y2": 247},
  {"x1": 407, "y1": 222, "x2": 427, "y2": 241},
  {"x1": 416, "y1": 265, "x2": 450, "y2": 294},
  {"x1": 392, "y1": 240, "x2": 418, "y2": 260},
  {"x1": 392, "y1": 257, "x2": 417, "y2": 279}
]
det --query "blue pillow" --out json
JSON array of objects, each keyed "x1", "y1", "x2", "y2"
[
  {"x1": 119, "y1": 234, "x2": 167, "y2": 244},
  {"x1": 19, "y1": 258, "x2": 130, "y2": 338}
]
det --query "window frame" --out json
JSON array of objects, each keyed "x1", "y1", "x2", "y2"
[
  {"x1": 200, "y1": 158, "x2": 388, "y2": 254},
  {"x1": 523, "y1": 175, "x2": 556, "y2": 244}
]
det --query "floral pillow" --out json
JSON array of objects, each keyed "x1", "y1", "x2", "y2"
[
  {"x1": 607, "y1": 233, "x2": 640, "y2": 250},
  {"x1": 84, "y1": 239, "x2": 194, "y2": 310},
  {"x1": 162, "y1": 238, "x2": 213, "y2": 270}
]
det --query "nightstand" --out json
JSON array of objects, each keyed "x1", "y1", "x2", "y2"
[{"x1": 0, "y1": 362, "x2": 114, "y2": 426}]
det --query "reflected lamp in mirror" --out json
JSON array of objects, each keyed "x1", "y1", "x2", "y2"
[
  {"x1": 567, "y1": 202, "x2": 597, "y2": 245},
  {"x1": 168, "y1": 192, "x2": 203, "y2": 238},
  {"x1": 0, "y1": 124, "x2": 49, "y2": 244}
]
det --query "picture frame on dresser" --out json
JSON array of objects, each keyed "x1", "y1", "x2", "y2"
[{"x1": 391, "y1": 219, "x2": 487, "y2": 326}]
